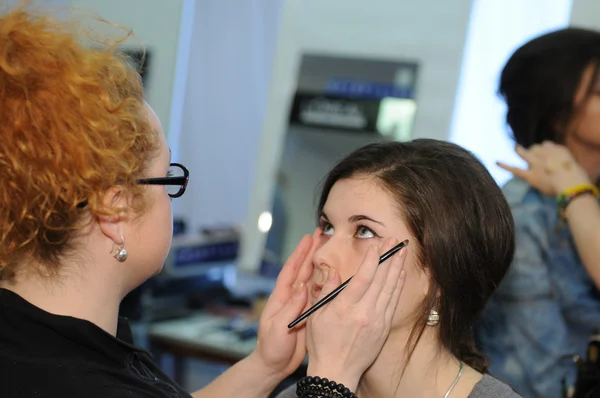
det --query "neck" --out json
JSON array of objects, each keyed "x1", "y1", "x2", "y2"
[
  {"x1": 565, "y1": 134, "x2": 600, "y2": 182},
  {"x1": 0, "y1": 257, "x2": 124, "y2": 336},
  {"x1": 357, "y1": 327, "x2": 466, "y2": 398}
]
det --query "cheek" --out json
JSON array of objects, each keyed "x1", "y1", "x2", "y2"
[
  {"x1": 339, "y1": 244, "x2": 371, "y2": 280},
  {"x1": 159, "y1": 197, "x2": 173, "y2": 238},
  {"x1": 580, "y1": 99, "x2": 600, "y2": 127},
  {"x1": 147, "y1": 189, "x2": 173, "y2": 245},
  {"x1": 312, "y1": 235, "x2": 368, "y2": 282}
]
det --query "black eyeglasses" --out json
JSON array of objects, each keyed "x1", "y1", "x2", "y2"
[
  {"x1": 76, "y1": 163, "x2": 189, "y2": 209},
  {"x1": 138, "y1": 162, "x2": 189, "y2": 198}
]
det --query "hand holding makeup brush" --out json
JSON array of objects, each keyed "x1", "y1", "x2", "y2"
[{"x1": 304, "y1": 238, "x2": 408, "y2": 392}]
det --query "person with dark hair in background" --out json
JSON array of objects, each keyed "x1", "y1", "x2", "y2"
[
  {"x1": 475, "y1": 28, "x2": 600, "y2": 398},
  {"x1": 277, "y1": 139, "x2": 520, "y2": 398}
]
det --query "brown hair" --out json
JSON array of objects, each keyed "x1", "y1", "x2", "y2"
[
  {"x1": 317, "y1": 139, "x2": 515, "y2": 372},
  {"x1": 0, "y1": 5, "x2": 158, "y2": 278}
]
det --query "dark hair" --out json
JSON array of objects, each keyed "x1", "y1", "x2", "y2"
[
  {"x1": 317, "y1": 139, "x2": 515, "y2": 373},
  {"x1": 500, "y1": 28, "x2": 600, "y2": 148}
]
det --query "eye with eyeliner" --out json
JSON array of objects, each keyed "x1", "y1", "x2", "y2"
[
  {"x1": 318, "y1": 219, "x2": 330, "y2": 233},
  {"x1": 318, "y1": 218, "x2": 381, "y2": 239},
  {"x1": 356, "y1": 224, "x2": 379, "y2": 239}
]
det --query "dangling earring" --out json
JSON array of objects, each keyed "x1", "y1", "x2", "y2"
[
  {"x1": 111, "y1": 236, "x2": 128, "y2": 262},
  {"x1": 427, "y1": 309, "x2": 439, "y2": 326}
]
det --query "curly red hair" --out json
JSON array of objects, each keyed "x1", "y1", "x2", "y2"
[{"x1": 0, "y1": 6, "x2": 159, "y2": 278}]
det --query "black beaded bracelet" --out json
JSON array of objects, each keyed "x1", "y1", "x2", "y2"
[{"x1": 296, "y1": 376, "x2": 358, "y2": 398}]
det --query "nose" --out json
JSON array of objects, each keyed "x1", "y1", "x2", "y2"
[{"x1": 312, "y1": 233, "x2": 345, "y2": 275}]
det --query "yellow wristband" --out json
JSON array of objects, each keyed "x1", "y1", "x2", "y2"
[{"x1": 561, "y1": 183, "x2": 600, "y2": 198}]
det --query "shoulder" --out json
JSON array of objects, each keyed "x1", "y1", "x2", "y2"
[
  {"x1": 498, "y1": 178, "x2": 555, "y2": 286},
  {"x1": 469, "y1": 374, "x2": 522, "y2": 398},
  {"x1": 0, "y1": 358, "x2": 189, "y2": 398},
  {"x1": 501, "y1": 177, "x2": 543, "y2": 206},
  {"x1": 502, "y1": 177, "x2": 560, "y2": 233},
  {"x1": 502, "y1": 177, "x2": 555, "y2": 224}
]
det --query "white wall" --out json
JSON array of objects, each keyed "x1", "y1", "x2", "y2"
[
  {"x1": 571, "y1": 0, "x2": 600, "y2": 28},
  {"x1": 448, "y1": 0, "x2": 572, "y2": 186},
  {"x1": 276, "y1": 126, "x2": 380, "y2": 262},
  {"x1": 239, "y1": 0, "x2": 475, "y2": 272},
  {"x1": 69, "y1": 0, "x2": 189, "y2": 141},
  {"x1": 174, "y1": 0, "x2": 284, "y2": 231},
  {"x1": 6, "y1": 0, "x2": 69, "y2": 9},
  {"x1": 448, "y1": 0, "x2": 600, "y2": 188}
]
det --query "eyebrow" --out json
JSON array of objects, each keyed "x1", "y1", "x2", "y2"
[{"x1": 321, "y1": 212, "x2": 385, "y2": 226}]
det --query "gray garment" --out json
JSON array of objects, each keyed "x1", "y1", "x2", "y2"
[{"x1": 275, "y1": 374, "x2": 522, "y2": 397}]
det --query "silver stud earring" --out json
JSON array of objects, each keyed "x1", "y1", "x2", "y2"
[
  {"x1": 111, "y1": 236, "x2": 128, "y2": 262},
  {"x1": 427, "y1": 309, "x2": 439, "y2": 326}
]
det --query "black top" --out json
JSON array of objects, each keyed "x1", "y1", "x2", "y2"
[{"x1": 0, "y1": 288, "x2": 192, "y2": 398}]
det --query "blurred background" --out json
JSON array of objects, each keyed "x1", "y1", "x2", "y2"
[{"x1": 11, "y1": 0, "x2": 600, "y2": 395}]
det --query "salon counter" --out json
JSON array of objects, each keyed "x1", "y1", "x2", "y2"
[{"x1": 148, "y1": 312, "x2": 307, "y2": 391}]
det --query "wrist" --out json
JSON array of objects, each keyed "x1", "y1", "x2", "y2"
[
  {"x1": 306, "y1": 364, "x2": 360, "y2": 392},
  {"x1": 297, "y1": 376, "x2": 358, "y2": 398},
  {"x1": 552, "y1": 172, "x2": 592, "y2": 194},
  {"x1": 563, "y1": 192, "x2": 599, "y2": 217},
  {"x1": 556, "y1": 183, "x2": 600, "y2": 222},
  {"x1": 244, "y1": 351, "x2": 285, "y2": 391}
]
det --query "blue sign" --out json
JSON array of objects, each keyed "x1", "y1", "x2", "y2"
[
  {"x1": 325, "y1": 78, "x2": 414, "y2": 100},
  {"x1": 173, "y1": 240, "x2": 239, "y2": 268}
]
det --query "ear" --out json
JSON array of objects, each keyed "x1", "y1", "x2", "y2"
[
  {"x1": 424, "y1": 287, "x2": 441, "y2": 298},
  {"x1": 423, "y1": 282, "x2": 441, "y2": 304},
  {"x1": 97, "y1": 186, "x2": 130, "y2": 246}
]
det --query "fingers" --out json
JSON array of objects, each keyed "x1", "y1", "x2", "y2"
[
  {"x1": 264, "y1": 234, "x2": 313, "y2": 313},
  {"x1": 344, "y1": 238, "x2": 397, "y2": 304},
  {"x1": 277, "y1": 234, "x2": 312, "y2": 287},
  {"x1": 361, "y1": 238, "x2": 402, "y2": 308},
  {"x1": 517, "y1": 141, "x2": 572, "y2": 163},
  {"x1": 339, "y1": 245, "x2": 379, "y2": 302},
  {"x1": 515, "y1": 144, "x2": 537, "y2": 164},
  {"x1": 384, "y1": 270, "x2": 407, "y2": 326},
  {"x1": 296, "y1": 228, "x2": 320, "y2": 286},
  {"x1": 279, "y1": 283, "x2": 309, "y2": 325},
  {"x1": 381, "y1": 250, "x2": 407, "y2": 326},
  {"x1": 541, "y1": 140, "x2": 555, "y2": 148},
  {"x1": 496, "y1": 161, "x2": 530, "y2": 180}
]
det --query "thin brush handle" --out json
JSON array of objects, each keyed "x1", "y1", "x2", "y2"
[{"x1": 287, "y1": 239, "x2": 408, "y2": 329}]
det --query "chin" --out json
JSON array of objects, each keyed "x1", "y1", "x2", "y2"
[
  {"x1": 129, "y1": 259, "x2": 165, "y2": 289},
  {"x1": 149, "y1": 259, "x2": 166, "y2": 278}
]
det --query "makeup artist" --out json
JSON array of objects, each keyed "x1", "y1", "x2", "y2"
[
  {"x1": 475, "y1": 28, "x2": 600, "y2": 398},
  {"x1": 278, "y1": 140, "x2": 520, "y2": 398},
  {"x1": 0, "y1": 6, "x2": 407, "y2": 398}
]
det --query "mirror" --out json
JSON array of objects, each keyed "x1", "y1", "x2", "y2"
[{"x1": 262, "y1": 53, "x2": 419, "y2": 267}]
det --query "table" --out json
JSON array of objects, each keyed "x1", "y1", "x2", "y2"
[{"x1": 148, "y1": 313, "x2": 307, "y2": 393}]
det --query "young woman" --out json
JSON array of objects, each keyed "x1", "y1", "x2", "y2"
[{"x1": 279, "y1": 139, "x2": 520, "y2": 397}]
